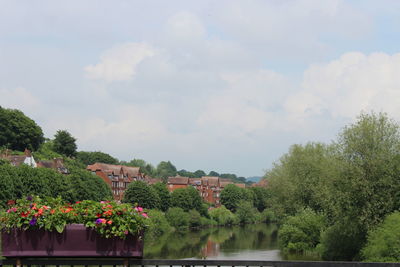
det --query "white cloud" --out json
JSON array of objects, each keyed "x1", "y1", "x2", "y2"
[
  {"x1": 84, "y1": 43, "x2": 156, "y2": 82},
  {"x1": 286, "y1": 52, "x2": 400, "y2": 119},
  {"x1": 0, "y1": 87, "x2": 39, "y2": 112}
]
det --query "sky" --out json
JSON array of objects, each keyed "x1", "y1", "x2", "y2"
[{"x1": 1, "y1": 0, "x2": 400, "y2": 177}]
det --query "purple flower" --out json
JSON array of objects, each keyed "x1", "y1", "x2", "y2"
[
  {"x1": 29, "y1": 203, "x2": 33, "y2": 208},
  {"x1": 95, "y1": 218, "x2": 102, "y2": 224},
  {"x1": 29, "y1": 218, "x2": 37, "y2": 226},
  {"x1": 26, "y1": 196, "x2": 33, "y2": 201}
]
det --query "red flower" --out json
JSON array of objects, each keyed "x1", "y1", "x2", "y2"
[
  {"x1": 21, "y1": 211, "x2": 30, "y2": 218},
  {"x1": 7, "y1": 200, "x2": 16, "y2": 206}
]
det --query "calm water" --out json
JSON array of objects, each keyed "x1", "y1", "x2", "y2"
[{"x1": 144, "y1": 223, "x2": 282, "y2": 260}]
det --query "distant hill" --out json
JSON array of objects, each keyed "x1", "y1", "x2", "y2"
[{"x1": 247, "y1": 176, "x2": 262, "y2": 183}]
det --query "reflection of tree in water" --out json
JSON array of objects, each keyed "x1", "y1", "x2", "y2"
[
  {"x1": 144, "y1": 224, "x2": 279, "y2": 259},
  {"x1": 219, "y1": 224, "x2": 279, "y2": 253},
  {"x1": 144, "y1": 230, "x2": 210, "y2": 259}
]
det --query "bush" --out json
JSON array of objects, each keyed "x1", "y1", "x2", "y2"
[
  {"x1": 362, "y1": 212, "x2": 400, "y2": 262},
  {"x1": 209, "y1": 205, "x2": 236, "y2": 225},
  {"x1": 261, "y1": 209, "x2": 278, "y2": 223},
  {"x1": 165, "y1": 207, "x2": 189, "y2": 231},
  {"x1": 278, "y1": 208, "x2": 326, "y2": 254},
  {"x1": 188, "y1": 209, "x2": 202, "y2": 228},
  {"x1": 320, "y1": 220, "x2": 366, "y2": 261},
  {"x1": 236, "y1": 201, "x2": 260, "y2": 224},
  {"x1": 146, "y1": 209, "x2": 172, "y2": 238},
  {"x1": 123, "y1": 181, "x2": 160, "y2": 209}
]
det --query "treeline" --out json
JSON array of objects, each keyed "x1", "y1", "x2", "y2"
[
  {"x1": 0, "y1": 106, "x2": 251, "y2": 184},
  {"x1": 121, "y1": 181, "x2": 272, "y2": 238},
  {"x1": 266, "y1": 112, "x2": 400, "y2": 262},
  {"x1": 0, "y1": 162, "x2": 112, "y2": 207}
]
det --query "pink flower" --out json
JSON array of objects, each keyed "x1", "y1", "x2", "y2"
[
  {"x1": 135, "y1": 207, "x2": 143, "y2": 212},
  {"x1": 141, "y1": 213, "x2": 148, "y2": 218},
  {"x1": 124, "y1": 230, "x2": 129, "y2": 235}
]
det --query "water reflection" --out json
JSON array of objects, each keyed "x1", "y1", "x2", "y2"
[{"x1": 144, "y1": 223, "x2": 281, "y2": 260}]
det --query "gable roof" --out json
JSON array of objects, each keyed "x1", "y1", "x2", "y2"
[
  {"x1": 87, "y1": 163, "x2": 140, "y2": 177},
  {"x1": 167, "y1": 176, "x2": 189, "y2": 185}
]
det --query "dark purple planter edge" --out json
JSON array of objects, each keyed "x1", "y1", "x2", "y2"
[{"x1": 1, "y1": 224, "x2": 144, "y2": 258}]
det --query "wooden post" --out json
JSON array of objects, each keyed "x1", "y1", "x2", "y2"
[{"x1": 16, "y1": 257, "x2": 22, "y2": 267}]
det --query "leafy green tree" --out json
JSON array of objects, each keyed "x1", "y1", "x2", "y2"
[
  {"x1": 170, "y1": 188, "x2": 191, "y2": 211},
  {"x1": 53, "y1": 130, "x2": 77, "y2": 157},
  {"x1": 208, "y1": 171, "x2": 220, "y2": 176},
  {"x1": 321, "y1": 112, "x2": 400, "y2": 260},
  {"x1": 33, "y1": 140, "x2": 62, "y2": 161},
  {"x1": 193, "y1": 170, "x2": 206, "y2": 177},
  {"x1": 249, "y1": 186, "x2": 270, "y2": 211},
  {"x1": 278, "y1": 208, "x2": 327, "y2": 254},
  {"x1": 362, "y1": 212, "x2": 400, "y2": 262},
  {"x1": 209, "y1": 205, "x2": 236, "y2": 225},
  {"x1": 177, "y1": 169, "x2": 195, "y2": 178},
  {"x1": 64, "y1": 166, "x2": 112, "y2": 202},
  {"x1": 236, "y1": 200, "x2": 260, "y2": 224},
  {"x1": 77, "y1": 151, "x2": 118, "y2": 165},
  {"x1": 123, "y1": 181, "x2": 160, "y2": 209},
  {"x1": 156, "y1": 161, "x2": 177, "y2": 182},
  {"x1": 165, "y1": 207, "x2": 190, "y2": 231},
  {"x1": 0, "y1": 107, "x2": 44, "y2": 151},
  {"x1": 151, "y1": 182, "x2": 171, "y2": 211},
  {"x1": 220, "y1": 184, "x2": 244, "y2": 212}
]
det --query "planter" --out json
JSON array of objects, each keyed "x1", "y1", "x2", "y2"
[{"x1": 1, "y1": 224, "x2": 144, "y2": 258}]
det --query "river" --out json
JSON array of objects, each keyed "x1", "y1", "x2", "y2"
[{"x1": 144, "y1": 223, "x2": 282, "y2": 260}]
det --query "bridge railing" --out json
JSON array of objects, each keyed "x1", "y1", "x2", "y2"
[{"x1": 2, "y1": 259, "x2": 400, "y2": 267}]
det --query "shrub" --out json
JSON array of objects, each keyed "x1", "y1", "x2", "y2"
[
  {"x1": 165, "y1": 207, "x2": 189, "y2": 231},
  {"x1": 278, "y1": 208, "x2": 326, "y2": 254},
  {"x1": 320, "y1": 220, "x2": 366, "y2": 261},
  {"x1": 236, "y1": 201, "x2": 259, "y2": 224},
  {"x1": 146, "y1": 209, "x2": 172, "y2": 238},
  {"x1": 188, "y1": 209, "x2": 202, "y2": 228},
  {"x1": 362, "y1": 212, "x2": 400, "y2": 262},
  {"x1": 123, "y1": 181, "x2": 160, "y2": 209},
  {"x1": 261, "y1": 209, "x2": 278, "y2": 223},
  {"x1": 209, "y1": 205, "x2": 236, "y2": 225}
]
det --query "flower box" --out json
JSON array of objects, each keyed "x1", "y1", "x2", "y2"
[{"x1": 1, "y1": 224, "x2": 144, "y2": 257}]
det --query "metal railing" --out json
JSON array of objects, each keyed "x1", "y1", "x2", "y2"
[{"x1": 2, "y1": 259, "x2": 400, "y2": 267}]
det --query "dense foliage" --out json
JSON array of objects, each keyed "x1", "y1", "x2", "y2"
[
  {"x1": 123, "y1": 181, "x2": 161, "y2": 209},
  {"x1": 76, "y1": 151, "x2": 119, "y2": 165},
  {"x1": 0, "y1": 196, "x2": 148, "y2": 238},
  {"x1": 0, "y1": 106, "x2": 44, "y2": 151},
  {"x1": 266, "y1": 112, "x2": 400, "y2": 261},
  {"x1": 362, "y1": 212, "x2": 400, "y2": 262},
  {"x1": 53, "y1": 130, "x2": 77, "y2": 157},
  {"x1": 0, "y1": 164, "x2": 112, "y2": 207}
]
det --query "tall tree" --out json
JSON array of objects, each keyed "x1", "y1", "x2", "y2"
[
  {"x1": 76, "y1": 151, "x2": 118, "y2": 166},
  {"x1": 193, "y1": 170, "x2": 206, "y2": 177},
  {"x1": 123, "y1": 181, "x2": 160, "y2": 209},
  {"x1": 53, "y1": 130, "x2": 77, "y2": 157},
  {"x1": 151, "y1": 182, "x2": 171, "y2": 211},
  {"x1": 156, "y1": 161, "x2": 177, "y2": 182},
  {"x1": 0, "y1": 107, "x2": 44, "y2": 151}
]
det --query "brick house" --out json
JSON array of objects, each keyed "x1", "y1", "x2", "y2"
[
  {"x1": 87, "y1": 163, "x2": 144, "y2": 201},
  {"x1": 1, "y1": 149, "x2": 37, "y2": 167},
  {"x1": 37, "y1": 158, "x2": 69, "y2": 174},
  {"x1": 167, "y1": 175, "x2": 245, "y2": 206}
]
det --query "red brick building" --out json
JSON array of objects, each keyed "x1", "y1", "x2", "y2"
[
  {"x1": 87, "y1": 163, "x2": 144, "y2": 201},
  {"x1": 167, "y1": 175, "x2": 246, "y2": 206}
]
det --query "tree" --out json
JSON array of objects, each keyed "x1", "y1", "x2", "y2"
[
  {"x1": 177, "y1": 169, "x2": 195, "y2": 178},
  {"x1": 123, "y1": 181, "x2": 160, "y2": 209},
  {"x1": 362, "y1": 212, "x2": 400, "y2": 262},
  {"x1": 156, "y1": 161, "x2": 177, "y2": 182},
  {"x1": 0, "y1": 107, "x2": 44, "y2": 151},
  {"x1": 64, "y1": 166, "x2": 112, "y2": 202},
  {"x1": 170, "y1": 188, "x2": 192, "y2": 211},
  {"x1": 151, "y1": 182, "x2": 171, "y2": 212},
  {"x1": 220, "y1": 184, "x2": 243, "y2": 212},
  {"x1": 208, "y1": 171, "x2": 220, "y2": 177},
  {"x1": 53, "y1": 130, "x2": 77, "y2": 157},
  {"x1": 76, "y1": 151, "x2": 118, "y2": 166},
  {"x1": 193, "y1": 170, "x2": 206, "y2": 177},
  {"x1": 249, "y1": 186, "x2": 270, "y2": 211},
  {"x1": 321, "y1": 112, "x2": 400, "y2": 260}
]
